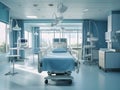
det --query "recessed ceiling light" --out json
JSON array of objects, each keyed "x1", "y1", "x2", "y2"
[
  {"x1": 33, "y1": 4, "x2": 38, "y2": 7},
  {"x1": 26, "y1": 16, "x2": 38, "y2": 19},
  {"x1": 48, "y1": 3, "x2": 54, "y2": 6}
]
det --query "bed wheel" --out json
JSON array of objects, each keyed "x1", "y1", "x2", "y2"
[
  {"x1": 68, "y1": 79, "x2": 72, "y2": 84},
  {"x1": 38, "y1": 62, "x2": 42, "y2": 73},
  {"x1": 98, "y1": 66, "x2": 101, "y2": 69},
  {"x1": 45, "y1": 79, "x2": 48, "y2": 84}
]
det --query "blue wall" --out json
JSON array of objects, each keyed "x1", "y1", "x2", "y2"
[
  {"x1": 110, "y1": 11, "x2": 120, "y2": 49},
  {"x1": 92, "y1": 20, "x2": 107, "y2": 49},
  {"x1": 0, "y1": 2, "x2": 9, "y2": 23},
  {"x1": 82, "y1": 20, "x2": 107, "y2": 49},
  {"x1": 112, "y1": 11, "x2": 120, "y2": 31}
]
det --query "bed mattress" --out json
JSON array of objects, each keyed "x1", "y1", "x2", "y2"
[{"x1": 40, "y1": 52, "x2": 75, "y2": 72}]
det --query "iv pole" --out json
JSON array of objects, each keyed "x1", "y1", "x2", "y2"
[{"x1": 5, "y1": 19, "x2": 21, "y2": 76}]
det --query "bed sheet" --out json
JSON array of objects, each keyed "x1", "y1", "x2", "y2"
[{"x1": 40, "y1": 52, "x2": 75, "y2": 72}]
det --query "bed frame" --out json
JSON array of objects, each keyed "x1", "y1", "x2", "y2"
[{"x1": 38, "y1": 38, "x2": 80, "y2": 84}]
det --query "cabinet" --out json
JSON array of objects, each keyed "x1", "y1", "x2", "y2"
[
  {"x1": 99, "y1": 49, "x2": 120, "y2": 71},
  {"x1": 83, "y1": 45, "x2": 94, "y2": 61}
]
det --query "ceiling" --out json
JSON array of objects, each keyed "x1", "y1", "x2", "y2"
[{"x1": 0, "y1": 0, "x2": 120, "y2": 20}]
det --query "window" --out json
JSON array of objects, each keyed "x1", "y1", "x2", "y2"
[
  {"x1": 0, "y1": 22, "x2": 9, "y2": 54},
  {"x1": 24, "y1": 22, "x2": 83, "y2": 49},
  {"x1": 25, "y1": 30, "x2": 32, "y2": 48},
  {"x1": 40, "y1": 23, "x2": 83, "y2": 48}
]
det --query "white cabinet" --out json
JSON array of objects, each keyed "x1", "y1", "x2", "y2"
[{"x1": 99, "y1": 49, "x2": 120, "y2": 71}]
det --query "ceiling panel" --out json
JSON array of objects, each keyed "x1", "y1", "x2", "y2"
[{"x1": 0, "y1": 0, "x2": 120, "y2": 20}]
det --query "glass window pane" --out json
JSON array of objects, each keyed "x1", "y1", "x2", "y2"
[
  {"x1": 0, "y1": 22, "x2": 6, "y2": 53},
  {"x1": 24, "y1": 22, "x2": 83, "y2": 50}
]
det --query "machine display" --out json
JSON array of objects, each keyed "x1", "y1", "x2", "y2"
[{"x1": 17, "y1": 38, "x2": 28, "y2": 48}]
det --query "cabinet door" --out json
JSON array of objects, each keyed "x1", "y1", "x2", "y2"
[
  {"x1": 99, "y1": 51, "x2": 105, "y2": 68},
  {"x1": 106, "y1": 53, "x2": 120, "y2": 68}
]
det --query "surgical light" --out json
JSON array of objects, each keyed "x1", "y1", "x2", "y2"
[
  {"x1": 51, "y1": 2, "x2": 68, "y2": 27},
  {"x1": 13, "y1": 20, "x2": 21, "y2": 31},
  {"x1": 57, "y1": 3, "x2": 68, "y2": 13}
]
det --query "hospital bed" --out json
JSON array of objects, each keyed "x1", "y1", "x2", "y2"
[{"x1": 38, "y1": 38, "x2": 80, "y2": 84}]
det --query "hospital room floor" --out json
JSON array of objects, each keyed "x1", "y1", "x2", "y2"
[{"x1": 0, "y1": 53, "x2": 120, "y2": 90}]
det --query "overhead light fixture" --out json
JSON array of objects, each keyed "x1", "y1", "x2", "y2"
[
  {"x1": 57, "y1": 2, "x2": 68, "y2": 13},
  {"x1": 13, "y1": 20, "x2": 21, "y2": 31},
  {"x1": 34, "y1": 32, "x2": 38, "y2": 36},
  {"x1": 51, "y1": 1, "x2": 68, "y2": 27},
  {"x1": 55, "y1": 15, "x2": 63, "y2": 22},
  {"x1": 26, "y1": 16, "x2": 38, "y2": 19},
  {"x1": 51, "y1": 13, "x2": 63, "y2": 27},
  {"x1": 48, "y1": 3, "x2": 54, "y2": 6},
  {"x1": 33, "y1": 4, "x2": 38, "y2": 7}
]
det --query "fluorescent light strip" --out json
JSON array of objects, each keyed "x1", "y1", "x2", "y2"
[
  {"x1": 83, "y1": 9, "x2": 88, "y2": 12},
  {"x1": 26, "y1": 16, "x2": 38, "y2": 19}
]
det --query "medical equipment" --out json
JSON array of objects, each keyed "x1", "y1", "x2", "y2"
[
  {"x1": 82, "y1": 20, "x2": 99, "y2": 64},
  {"x1": 5, "y1": 54, "x2": 20, "y2": 76},
  {"x1": 17, "y1": 38, "x2": 28, "y2": 48},
  {"x1": 15, "y1": 38, "x2": 28, "y2": 60},
  {"x1": 57, "y1": 2, "x2": 68, "y2": 13},
  {"x1": 82, "y1": 33, "x2": 98, "y2": 64},
  {"x1": 38, "y1": 38, "x2": 80, "y2": 84},
  {"x1": 5, "y1": 48, "x2": 20, "y2": 76},
  {"x1": 12, "y1": 19, "x2": 28, "y2": 59},
  {"x1": 12, "y1": 19, "x2": 21, "y2": 31},
  {"x1": 5, "y1": 39, "x2": 28, "y2": 76}
]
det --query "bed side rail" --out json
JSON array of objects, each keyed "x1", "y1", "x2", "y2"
[
  {"x1": 38, "y1": 47, "x2": 50, "y2": 73},
  {"x1": 69, "y1": 48, "x2": 80, "y2": 73}
]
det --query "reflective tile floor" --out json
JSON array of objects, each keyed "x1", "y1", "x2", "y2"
[{"x1": 0, "y1": 54, "x2": 120, "y2": 90}]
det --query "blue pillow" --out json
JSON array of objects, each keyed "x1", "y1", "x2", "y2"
[{"x1": 52, "y1": 48, "x2": 67, "y2": 53}]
